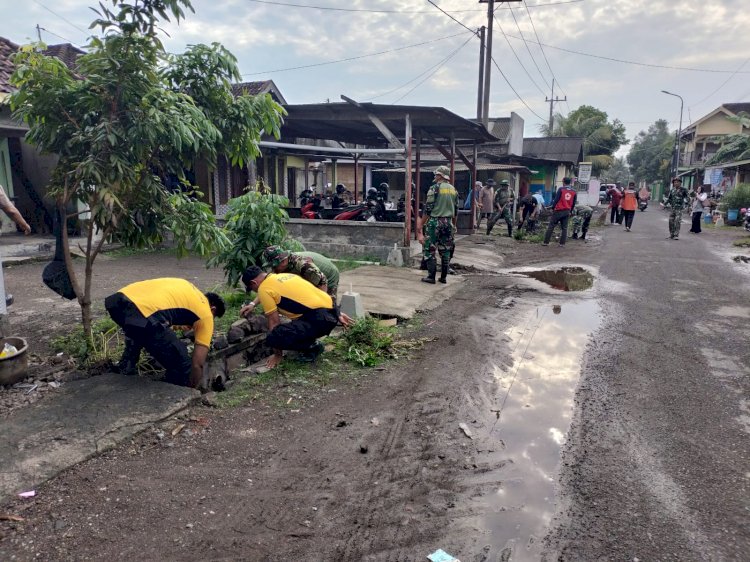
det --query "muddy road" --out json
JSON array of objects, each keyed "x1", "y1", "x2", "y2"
[{"x1": 1, "y1": 210, "x2": 748, "y2": 561}]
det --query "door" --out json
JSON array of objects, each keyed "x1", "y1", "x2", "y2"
[{"x1": 0, "y1": 138, "x2": 13, "y2": 197}]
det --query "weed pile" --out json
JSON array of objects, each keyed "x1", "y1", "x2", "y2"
[{"x1": 335, "y1": 316, "x2": 396, "y2": 367}]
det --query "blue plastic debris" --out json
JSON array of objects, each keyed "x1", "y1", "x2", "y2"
[{"x1": 427, "y1": 549, "x2": 460, "y2": 562}]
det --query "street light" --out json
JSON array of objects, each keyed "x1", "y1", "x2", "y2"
[{"x1": 661, "y1": 90, "x2": 684, "y2": 178}]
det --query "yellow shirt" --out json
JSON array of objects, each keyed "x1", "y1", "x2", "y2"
[
  {"x1": 119, "y1": 278, "x2": 214, "y2": 347},
  {"x1": 258, "y1": 273, "x2": 333, "y2": 319}
]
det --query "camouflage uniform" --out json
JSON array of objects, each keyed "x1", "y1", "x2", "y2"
[
  {"x1": 263, "y1": 246, "x2": 339, "y2": 299},
  {"x1": 663, "y1": 185, "x2": 689, "y2": 239},
  {"x1": 571, "y1": 205, "x2": 593, "y2": 240},
  {"x1": 421, "y1": 167, "x2": 458, "y2": 284},
  {"x1": 486, "y1": 183, "x2": 513, "y2": 237}
]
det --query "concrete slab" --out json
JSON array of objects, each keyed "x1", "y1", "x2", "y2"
[
  {"x1": 451, "y1": 235, "x2": 506, "y2": 273},
  {"x1": 0, "y1": 374, "x2": 198, "y2": 500},
  {"x1": 339, "y1": 265, "x2": 464, "y2": 319}
]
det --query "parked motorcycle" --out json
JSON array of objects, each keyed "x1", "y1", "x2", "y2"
[
  {"x1": 334, "y1": 201, "x2": 375, "y2": 221},
  {"x1": 743, "y1": 207, "x2": 750, "y2": 232},
  {"x1": 300, "y1": 193, "x2": 323, "y2": 219}
]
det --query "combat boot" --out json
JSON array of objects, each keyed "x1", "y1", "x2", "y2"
[
  {"x1": 507, "y1": 225, "x2": 513, "y2": 238},
  {"x1": 439, "y1": 262, "x2": 449, "y2": 284},
  {"x1": 572, "y1": 232, "x2": 579, "y2": 239},
  {"x1": 421, "y1": 260, "x2": 436, "y2": 284}
]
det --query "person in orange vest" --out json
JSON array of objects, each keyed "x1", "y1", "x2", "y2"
[
  {"x1": 620, "y1": 181, "x2": 639, "y2": 231},
  {"x1": 542, "y1": 177, "x2": 577, "y2": 246}
]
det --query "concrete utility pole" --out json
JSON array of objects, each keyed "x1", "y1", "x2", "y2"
[
  {"x1": 545, "y1": 78, "x2": 566, "y2": 133},
  {"x1": 476, "y1": 26, "x2": 485, "y2": 121},
  {"x1": 480, "y1": 1, "x2": 523, "y2": 128},
  {"x1": 661, "y1": 90, "x2": 684, "y2": 178}
]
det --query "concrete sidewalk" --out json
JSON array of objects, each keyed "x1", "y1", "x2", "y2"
[{"x1": 0, "y1": 374, "x2": 197, "y2": 500}]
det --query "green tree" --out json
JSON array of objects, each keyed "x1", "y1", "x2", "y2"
[
  {"x1": 627, "y1": 119, "x2": 674, "y2": 184},
  {"x1": 705, "y1": 112, "x2": 750, "y2": 166},
  {"x1": 540, "y1": 105, "x2": 628, "y2": 175},
  {"x1": 601, "y1": 156, "x2": 631, "y2": 184},
  {"x1": 10, "y1": 0, "x2": 285, "y2": 338}
]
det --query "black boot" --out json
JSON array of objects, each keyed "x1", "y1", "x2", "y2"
[
  {"x1": 507, "y1": 225, "x2": 513, "y2": 238},
  {"x1": 439, "y1": 262, "x2": 449, "y2": 284},
  {"x1": 572, "y1": 232, "x2": 578, "y2": 239},
  {"x1": 421, "y1": 260, "x2": 436, "y2": 284}
]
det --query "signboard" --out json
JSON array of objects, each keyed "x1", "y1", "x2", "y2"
[{"x1": 578, "y1": 162, "x2": 593, "y2": 184}]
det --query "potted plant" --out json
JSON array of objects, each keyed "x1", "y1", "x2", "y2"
[{"x1": 720, "y1": 184, "x2": 750, "y2": 225}]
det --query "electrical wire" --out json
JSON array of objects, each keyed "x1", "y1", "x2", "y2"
[
  {"x1": 490, "y1": 55, "x2": 546, "y2": 121},
  {"x1": 31, "y1": 0, "x2": 89, "y2": 35},
  {"x1": 367, "y1": 35, "x2": 472, "y2": 102},
  {"x1": 425, "y1": 0, "x2": 479, "y2": 36},
  {"x1": 240, "y1": 31, "x2": 472, "y2": 76},
  {"x1": 391, "y1": 34, "x2": 475, "y2": 104},
  {"x1": 245, "y1": 0, "x2": 585, "y2": 14},
  {"x1": 37, "y1": 26, "x2": 84, "y2": 48},
  {"x1": 689, "y1": 56, "x2": 750, "y2": 109},
  {"x1": 492, "y1": 14, "x2": 546, "y2": 97},
  {"x1": 504, "y1": 6, "x2": 551, "y2": 91}
]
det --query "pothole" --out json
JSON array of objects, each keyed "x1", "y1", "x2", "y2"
[{"x1": 512, "y1": 267, "x2": 594, "y2": 291}]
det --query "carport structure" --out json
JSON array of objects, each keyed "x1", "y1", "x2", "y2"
[{"x1": 259, "y1": 96, "x2": 496, "y2": 246}]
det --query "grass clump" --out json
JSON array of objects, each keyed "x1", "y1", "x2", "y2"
[
  {"x1": 51, "y1": 315, "x2": 123, "y2": 365},
  {"x1": 513, "y1": 229, "x2": 545, "y2": 243},
  {"x1": 335, "y1": 316, "x2": 396, "y2": 367},
  {"x1": 733, "y1": 237, "x2": 750, "y2": 248}
]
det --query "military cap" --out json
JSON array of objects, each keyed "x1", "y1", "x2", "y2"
[
  {"x1": 434, "y1": 165, "x2": 451, "y2": 178},
  {"x1": 262, "y1": 245, "x2": 290, "y2": 269}
]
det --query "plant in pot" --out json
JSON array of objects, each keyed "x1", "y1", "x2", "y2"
[{"x1": 719, "y1": 183, "x2": 750, "y2": 224}]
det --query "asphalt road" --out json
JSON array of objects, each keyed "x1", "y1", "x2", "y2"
[{"x1": 0, "y1": 209, "x2": 747, "y2": 561}]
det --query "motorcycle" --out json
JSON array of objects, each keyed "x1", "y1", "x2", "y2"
[
  {"x1": 334, "y1": 201, "x2": 375, "y2": 221},
  {"x1": 638, "y1": 198, "x2": 648, "y2": 212},
  {"x1": 743, "y1": 207, "x2": 750, "y2": 232},
  {"x1": 300, "y1": 193, "x2": 323, "y2": 219}
]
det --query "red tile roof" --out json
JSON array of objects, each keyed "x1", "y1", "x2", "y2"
[{"x1": 0, "y1": 37, "x2": 84, "y2": 94}]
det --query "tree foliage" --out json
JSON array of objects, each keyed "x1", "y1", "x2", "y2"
[
  {"x1": 627, "y1": 119, "x2": 674, "y2": 185},
  {"x1": 601, "y1": 156, "x2": 631, "y2": 185},
  {"x1": 539, "y1": 105, "x2": 628, "y2": 175},
  {"x1": 10, "y1": 0, "x2": 285, "y2": 336}
]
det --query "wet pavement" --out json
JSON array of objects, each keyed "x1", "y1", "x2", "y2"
[{"x1": 510, "y1": 266, "x2": 595, "y2": 292}]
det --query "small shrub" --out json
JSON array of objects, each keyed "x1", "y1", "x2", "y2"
[
  {"x1": 51, "y1": 316, "x2": 122, "y2": 365},
  {"x1": 336, "y1": 316, "x2": 395, "y2": 367},
  {"x1": 720, "y1": 184, "x2": 750, "y2": 212}
]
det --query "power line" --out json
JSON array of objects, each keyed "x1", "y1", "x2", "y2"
[
  {"x1": 245, "y1": 0, "x2": 584, "y2": 14},
  {"x1": 392, "y1": 34, "x2": 475, "y2": 104},
  {"x1": 31, "y1": 0, "x2": 89, "y2": 35},
  {"x1": 689, "y1": 56, "x2": 750, "y2": 109},
  {"x1": 425, "y1": 0, "x2": 479, "y2": 36},
  {"x1": 522, "y1": 0, "x2": 570, "y2": 111},
  {"x1": 37, "y1": 26, "x2": 83, "y2": 48},
  {"x1": 490, "y1": 55, "x2": 546, "y2": 121},
  {"x1": 367, "y1": 35, "x2": 472, "y2": 102},
  {"x1": 504, "y1": 5, "x2": 551, "y2": 91},
  {"x1": 492, "y1": 14, "x2": 546, "y2": 96},
  {"x1": 240, "y1": 31, "x2": 472, "y2": 76}
]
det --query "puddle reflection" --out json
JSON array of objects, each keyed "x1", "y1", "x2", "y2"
[
  {"x1": 514, "y1": 267, "x2": 594, "y2": 292},
  {"x1": 480, "y1": 299, "x2": 600, "y2": 560}
]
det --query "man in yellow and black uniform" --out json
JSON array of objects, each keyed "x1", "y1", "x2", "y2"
[
  {"x1": 105, "y1": 278, "x2": 225, "y2": 388},
  {"x1": 240, "y1": 266, "x2": 352, "y2": 369}
]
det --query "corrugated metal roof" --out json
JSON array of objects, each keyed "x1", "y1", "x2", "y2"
[{"x1": 522, "y1": 137, "x2": 584, "y2": 164}]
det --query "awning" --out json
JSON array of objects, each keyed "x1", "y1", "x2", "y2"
[{"x1": 374, "y1": 163, "x2": 532, "y2": 174}]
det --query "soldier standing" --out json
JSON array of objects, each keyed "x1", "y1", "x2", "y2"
[
  {"x1": 486, "y1": 179, "x2": 514, "y2": 237},
  {"x1": 571, "y1": 204, "x2": 593, "y2": 240},
  {"x1": 417, "y1": 166, "x2": 458, "y2": 285},
  {"x1": 660, "y1": 178, "x2": 690, "y2": 240}
]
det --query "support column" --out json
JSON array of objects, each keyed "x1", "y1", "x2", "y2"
[
  {"x1": 415, "y1": 135, "x2": 422, "y2": 240},
  {"x1": 470, "y1": 142, "x2": 478, "y2": 231},
  {"x1": 404, "y1": 114, "x2": 413, "y2": 247}
]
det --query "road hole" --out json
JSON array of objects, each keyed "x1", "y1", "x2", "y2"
[{"x1": 513, "y1": 267, "x2": 594, "y2": 291}]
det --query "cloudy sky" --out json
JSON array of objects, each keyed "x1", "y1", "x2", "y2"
[{"x1": 2, "y1": 0, "x2": 749, "y2": 154}]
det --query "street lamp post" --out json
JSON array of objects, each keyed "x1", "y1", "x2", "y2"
[{"x1": 661, "y1": 90, "x2": 684, "y2": 179}]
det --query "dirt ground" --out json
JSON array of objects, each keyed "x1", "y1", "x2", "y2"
[{"x1": 1, "y1": 212, "x2": 749, "y2": 561}]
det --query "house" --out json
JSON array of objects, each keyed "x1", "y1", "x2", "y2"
[
  {"x1": 0, "y1": 37, "x2": 85, "y2": 234},
  {"x1": 679, "y1": 103, "x2": 750, "y2": 191}
]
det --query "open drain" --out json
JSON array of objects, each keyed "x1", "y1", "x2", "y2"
[{"x1": 513, "y1": 267, "x2": 594, "y2": 291}]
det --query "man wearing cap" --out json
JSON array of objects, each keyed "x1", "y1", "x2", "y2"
[
  {"x1": 660, "y1": 177, "x2": 690, "y2": 239},
  {"x1": 417, "y1": 165, "x2": 458, "y2": 285},
  {"x1": 104, "y1": 278, "x2": 226, "y2": 388},
  {"x1": 543, "y1": 177, "x2": 578, "y2": 246},
  {"x1": 240, "y1": 266, "x2": 353, "y2": 368},
  {"x1": 486, "y1": 179, "x2": 514, "y2": 237}
]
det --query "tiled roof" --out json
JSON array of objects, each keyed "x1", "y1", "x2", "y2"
[
  {"x1": 522, "y1": 136, "x2": 584, "y2": 164},
  {"x1": 231, "y1": 80, "x2": 287, "y2": 104},
  {"x1": 723, "y1": 103, "x2": 750, "y2": 116},
  {"x1": 0, "y1": 37, "x2": 19, "y2": 94},
  {"x1": 0, "y1": 38, "x2": 84, "y2": 94}
]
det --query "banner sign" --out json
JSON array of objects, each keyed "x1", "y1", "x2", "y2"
[{"x1": 578, "y1": 162, "x2": 592, "y2": 183}]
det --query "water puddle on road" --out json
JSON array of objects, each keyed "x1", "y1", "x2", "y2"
[
  {"x1": 478, "y1": 299, "x2": 600, "y2": 560},
  {"x1": 512, "y1": 267, "x2": 594, "y2": 292}
]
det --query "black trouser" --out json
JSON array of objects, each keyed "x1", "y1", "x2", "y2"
[
  {"x1": 518, "y1": 203, "x2": 535, "y2": 228},
  {"x1": 623, "y1": 210, "x2": 635, "y2": 229},
  {"x1": 690, "y1": 211, "x2": 702, "y2": 233},
  {"x1": 544, "y1": 210, "x2": 571, "y2": 245},
  {"x1": 610, "y1": 206, "x2": 622, "y2": 224},
  {"x1": 105, "y1": 293, "x2": 192, "y2": 386},
  {"x1": 266, "y1": 308, "x2": 339, "y2": 352}
]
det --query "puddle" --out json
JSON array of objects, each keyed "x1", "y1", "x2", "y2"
[
  {"x1": 512, "y1": 267, "x2": 594, "y2": 292},
  {"x1": 477, "y1": 299, "x2": 600, "y2": 560}
]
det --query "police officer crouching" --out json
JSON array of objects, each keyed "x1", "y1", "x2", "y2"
[{"x1": 417, "y1": 166, "x2": 458, "y2": 285}]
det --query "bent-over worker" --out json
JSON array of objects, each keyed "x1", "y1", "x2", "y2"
[{"x1": 105, "y1": 278, "x2": 225, "y2": 388}]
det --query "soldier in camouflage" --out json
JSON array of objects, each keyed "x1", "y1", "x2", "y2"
[
  {"x1": 660, "y1": 178, "x2": 690, "y2": 240},
  {"x1": 571, "y1": 204, "x2": 593, "y2": 240},
  {"x1": 418, "y1": 165, "x2": 458, "y2": 285},
  {"x1": 486, "y1": 179, "x2": 514, "y2": 237}
]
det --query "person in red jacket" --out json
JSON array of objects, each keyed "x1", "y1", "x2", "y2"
[
  {"x1": 608, "y1": 185, "x2": 623, "y2": 224},
  {"x1": 543, "y1": 177, "x2": 577, "y2": 246}
]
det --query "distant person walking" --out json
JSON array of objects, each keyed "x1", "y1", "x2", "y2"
[
  {"x1": 477, "y1": 180, "x2": 494, "y2": 229},
  {"x1": 689, "y1": 185, "x2": 709, "y2": 234},
  {"x1": 660, "y1": 178, "x2": 690, "y2": 240},
  {"x1": 543, "y1": 177, "x2": 577, "y2": 246},
  {"x1": 608, "y1": 185, "x2": 623, "y2": 225},
  {"x1": 620, "y1": 182, "x2": 638, "y2": 231}
]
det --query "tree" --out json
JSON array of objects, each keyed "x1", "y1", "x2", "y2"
[
  {"x1": 539, "y1": 105, "x2": 628, "y2": 175},
  {"x1": 627, "y1": 119, "x2": 674, "y2": 185},
  {"x1": 10, "y1": 0, "x2": 285, "y2": 338},
  {"x1": 705, "y1": 112, "x2": 750, "y2": 166},
  {"x1": 601, "y1": 156, "x2": 631, "y2": 185}
]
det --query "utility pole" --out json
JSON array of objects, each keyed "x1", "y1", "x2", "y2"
[
  {"x1": 36, "y1": 24, "x2": 42, "y2": 42},
  {"x1": 545, "y1": 79, "x2": 566, "y2": 134},
  {"x1": 476, "y1": 26, "x2": 485, "y2": 121},
  {"x1": 480, "y1": 1, "x2": 523, "y2": 128}
]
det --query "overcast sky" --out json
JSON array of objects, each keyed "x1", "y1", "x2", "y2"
[{"x1": 2, "y1": 0, "x2": 749, "y2": 155}]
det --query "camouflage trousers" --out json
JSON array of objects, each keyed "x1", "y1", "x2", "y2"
[
  {"x1": 571, "y1": 213, "x2": 592, "y2": 236},
  {"x1": 669, "y1": 209, "x2": 683, "y2": 238},
  {"x1": 423, "y1": 217, "x2": 454, "y2": 265},
  {"x1": 487, "y1": 207, "x2": 512, "y2": 234}
]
